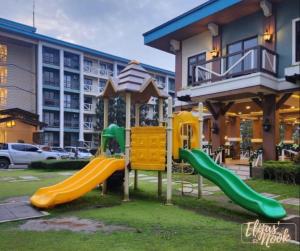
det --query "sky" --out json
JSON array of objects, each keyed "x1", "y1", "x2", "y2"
[{"x1": 0, "y1": 0, "x2": 208, "y2": 72}]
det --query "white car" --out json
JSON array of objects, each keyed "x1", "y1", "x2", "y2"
[
  {"x1": 0, "y1": 143, "x2": 60, "y2": 169},
  {"x1": 64, "y1": 146, "x2": 93, "y2": 159},
  {"x1": 41, "y1": 146, "x2": 70, "y2": 159}
]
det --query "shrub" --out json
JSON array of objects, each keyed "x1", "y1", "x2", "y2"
[
  {"x1": 263, "y1": 160, "x2": 300, "y2": 184},
  {"x1": 29, "y1": 159, "x2": 90, "y2": 170}
]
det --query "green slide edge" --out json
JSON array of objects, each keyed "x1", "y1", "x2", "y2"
[{"x1": 179, "y1": 148, "x2": 286, "y2": 220}]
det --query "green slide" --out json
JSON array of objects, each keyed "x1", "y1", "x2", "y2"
[{"x1": 179, "y1": 148, "x2": 286, "y2": 220}]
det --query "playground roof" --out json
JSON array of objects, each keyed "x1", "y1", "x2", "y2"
[{"x1": 101, "y1": 60, "x2": 168, "y2": 103}]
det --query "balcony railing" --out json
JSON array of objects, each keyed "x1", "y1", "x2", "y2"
[
  {"x1": 64, "y1": 120, "x2": 79, "y2": 129},
  {"x1": 0, "y1": 75, "x2": 7, "y2": 84},
  {"x1": 64, "y1": 102, "x2": 79, "y2": 110},
  {"x1": 44, "y1": 79, "x2": 59, "y2": 87},
  {"x1": 83, "y1": 140, "x2": 97, "y2": 149},
  {"x1": 84, "y1": 103, "x2": 93, "y2": 111},
  {"x1": 0, "y1": 54, "x2": 7, "y2": 64},
  {"x1": 43, "y1": 55, "x2": 59, "y2": 66},
  {"x1": 44, "y1": 98, "x2": 60, "y2": 107},
  {"x1": 45, "y1": 120, "x2": 60, "y2": 128},
  {"x1": 64, "y1": 82, "x2": 80, "y2": 90},
  {"x1": 84, "y1": 84, "x2": 103, "y2": 94},
  {"x1": 192, "y1": 46, "x2": 277, "y2": 86},
  {"x1": 84, "y1": 122, "x2": 93, "y2": 130},
  {"x1": 84, "y1": 65, "x2": 113, "y2": 78}
]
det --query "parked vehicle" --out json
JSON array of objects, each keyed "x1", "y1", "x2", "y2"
[
  {"x1": 0, "y1": 143, "x2": 59, "y2": 169},
  {"x1": 64, "y1": 146, "x2": 93, "y2": 159},
  {"x1": 41, "y1": 146, "x2": 70, "y2": 159}
]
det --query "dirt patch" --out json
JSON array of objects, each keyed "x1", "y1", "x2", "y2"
[{"x1": 20, "y1": 217, "x2": 135, "y2": 233}]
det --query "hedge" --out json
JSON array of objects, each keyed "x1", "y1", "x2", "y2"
[
  {"x1": 29, "y1": 159, "x2": 90, "y2": 170},
  {"x1": 263, "y1": 160, "x2": 300, "y2": 184}
]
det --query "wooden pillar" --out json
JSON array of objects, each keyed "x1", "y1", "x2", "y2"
[
  {"x1": 252, "y1": 118, "x2": 263, "y2": 150},
  {"x1": 284, "y1": 123, "x2": 294, "y2": 143},
  {"x1": 203, "y1": 118, "x2": 212, "y2": 143},
  {"x1": 158, "y1": 98, "x2": 164, "y2": 197},
  {"x1": 102, "y1": 98, "x2": 109, "y2": 195},
  {"x1": 124, "y1": 92, "x2": 131, "y2": 201},
  {"x1": 166, "y1": 97, "x2": 173, "y2": 205},
  {"x1": 175, "y1": 48, "x2": 182, "y2": 92},
  {"x1": 211, "y1": 115, "x2": 226, "y2": 152},
  {"x1": 227, "y1": 116, "x2": 241, "y2": 159},
  {"x1": 134, "y1": 103, "x2": 140, "y2": 191},
  {"x1": 262, "y1": 94, "x2": 279, "y2": 160}
]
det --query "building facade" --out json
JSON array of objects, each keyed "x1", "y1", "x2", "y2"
[
  {"x1": 144, "y1": 0, "x2": 300, "y2": 160},
  {"x1": 0, "y1": 18, "x2": 175, "y2": 148}
]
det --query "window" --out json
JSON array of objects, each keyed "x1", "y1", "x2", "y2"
[
  {"x1": 227, "y1": 37, "x2": 258, "y2": 75},
  {"x1": 64, "y1": 73, "x2": 79, "y2": 89},
  {"x1": 117, "y1": 65, "x2": 125, "y2": 75},
  {"x1": 43, "y1": 90, "x2": 59, "y2": 107},
  {"x1": 155, "y1": 75, "x2": 166, "y2": 88},
  {"x1": 99, "y1": 79, "x2": 106, "y2": 91},
  {"x1": 168, "y1": 78, "x2": 175, "y2": 92},
  {"x1": 11, "y1": 144, "x2": 26, "y2": 151},
  {"x1": 187, "y1": 52, "x2": 206, "y2": 85},
  {"x1": 0, "y1": 143, "x2": 8, "y2": 150},
  {"x1": 99, "y1": 61, "x2": 113, "y2": 76},
  {"x1": 25, "y1": 145, "x2": 39, "y2": 152},
  {"x1": 0, "y1": 67, "x2": 7, "y2": 84},
  {"x1": 293, "y1": 18, "x2": 300, "y2": 64},
  {"x1": 43, "y1": 69, "x2": 59, "y2": 86},
  {"x1": 0, "y1": 44, "x2": 7, "y2": 63},
  {"x1": 43, "y1": 47, "x2": 59, "y2": 65},
  {"x1": 43, "y1": 112, "x2": 59, "y2": 127},
  {"x1": 64, "y1": 94, "x2": 79, "y2": 109},
  {"x1": 64, "y1": 52, "x2": 79, "y2": 69},
  {"x1": 84, "y1": 59, "x2": 92, "y2": 71},
  {"x1": 64, "y1": 94, "x2": 71, "y2": 108}
]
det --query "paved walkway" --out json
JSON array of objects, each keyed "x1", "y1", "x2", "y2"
[
  {"x1": 0, "y1": 198, "x2": 48, "y2": 223},
  {"x1": 129, "y1": 173, "x2": 299, "y2": 207}
]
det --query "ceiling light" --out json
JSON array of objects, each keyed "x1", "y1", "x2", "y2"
[{"x1": 246, "y1": 106, "x2": 251, "y2": 110}]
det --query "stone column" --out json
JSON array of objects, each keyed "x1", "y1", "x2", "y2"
[{"x1": 262, "y1": 95, "x2": 279, "y2": 160}]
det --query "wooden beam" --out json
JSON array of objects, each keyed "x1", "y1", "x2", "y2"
[
  {"x1": 252, "y1": 98, "x2": 263, "y2": 109},
  {"x1": 220, "y1": 101, "x2": 234, "y2": 115},
  {"x1": 276, "y1": 93, "x2": 292, "y2": 110},
  {"x1": 205, "y1": 101, "x2": 218, "y2": 120}
]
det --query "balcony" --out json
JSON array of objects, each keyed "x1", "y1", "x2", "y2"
[
  {"x1": 83, "y1": 65, "x2": 113, "y2": 78},
  {"x1": 44, "y1": 98, "x2": 59, "y2": 108},
  {"x1": 64, "y1": 102, "x2": 79, "y2": 110},
  {"x1": 84, "y1": 103, "x2": 95, "y2": 112},
  {"x1": 84, "y1": 84, "x2": 102, "y2": 94},
  {"x1": 191, "y1": 46, "x2": 277, "y2": 86},
  {"x1": 84, "y1": 121, "x2": 93, "y2": 130},
  {"x1": 43, "y1": 55, "x2": 59, "y2": 66},
  {"x1": 64, "y1": 81, "x2": 79, "y2": 90},
  {"x1": 64, "y1": 120, "x2": 79, "y2": 129},
  {"x1": 45, "y1": 120, "x2": 60, "y2": 128},
  {"x1": 44, "y1": 79, "x2": 59, "y2": 88}
]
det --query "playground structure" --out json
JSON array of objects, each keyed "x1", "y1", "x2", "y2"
[{"x1": 31, "y1": 61, "x2": 287, "y2": 220}]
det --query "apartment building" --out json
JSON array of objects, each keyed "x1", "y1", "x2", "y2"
[
  {"x1": 0, "y1": 18, "x2": 175, "y2": 148},
  {"x1": 144, "y1": 0, "x2": 300, "y2": 160}
]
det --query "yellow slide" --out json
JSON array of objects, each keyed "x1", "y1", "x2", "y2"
[{"x1": 30, "y1": 157, "x2": 125, "y2": 208}]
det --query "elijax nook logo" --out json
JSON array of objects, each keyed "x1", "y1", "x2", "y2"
[{"x1": 241, "y1": 219, "x2": 296, "y2": 248}]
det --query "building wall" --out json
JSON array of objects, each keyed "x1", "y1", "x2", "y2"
[
  {"x1": 2, "y1": 38, "x2": 36, "y2": 113},
  {"x1": 181, "y1": 31, "x2": 212, "y2": 88},
  {"x1": 276, "y1": 0, "x2": 300, "y2": 77},
  {"x1": 0, "y1": 120, "x2": 36, "y2": 143},
  {"x1": 221, "y1": 11, "x2": 264, "y2": 55}
]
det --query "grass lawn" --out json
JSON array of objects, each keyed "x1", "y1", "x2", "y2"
[{"x1": 0, "y1": 169, "x2": 299, "y2": 251}]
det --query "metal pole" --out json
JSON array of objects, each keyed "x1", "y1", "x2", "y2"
[
  {"x1": 197, "y1": 102, "x2": 203, "y2": 199},
  {"x1": 166, "y1": 97, "x2": 173, "y2": 205},
  {"x1": 124, "y1": 92, "x2": 131, "y2": 201},
  {"x1": 102, "y1": 98, "x2": 109, "y2": 195},
  {"x1": 158, "y1": 98, "x2": 164, "y2": 197},
  {"x1": 134, "y1": 103, "x2": 140, "y2": 191}
]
